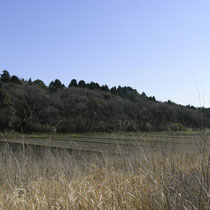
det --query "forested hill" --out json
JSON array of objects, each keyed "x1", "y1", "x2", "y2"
[{"x1": 0, "y1": 70, "x2": 209, "y2": 133}]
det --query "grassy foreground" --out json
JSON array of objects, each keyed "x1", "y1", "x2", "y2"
[{"x1": 0, "y1": 137, "x2": 209, "y2": 209}]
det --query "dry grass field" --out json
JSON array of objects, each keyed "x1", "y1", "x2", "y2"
[{"x1": 0, "y1": 132, "x2": 209, "y2": 209}]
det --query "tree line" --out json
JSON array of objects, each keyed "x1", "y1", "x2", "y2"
[{"x1": 0, "y1": 70, "x2": 209, "y2": 133}]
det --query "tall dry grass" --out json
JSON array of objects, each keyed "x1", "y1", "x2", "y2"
[{"x1": 0, "y1": 141, "x2": 209, "y2": 209}]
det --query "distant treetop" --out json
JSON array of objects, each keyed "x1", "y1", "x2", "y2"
[
  {"x1": 0, "y1": 70, "x2": 10, "y2": 83},
  {"x1": 69, "y1": 79, "x2": 78, "y2": 88}
]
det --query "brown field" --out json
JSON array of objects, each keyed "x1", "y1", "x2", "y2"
[
  {"x1": 0, "y1": 131, "x2": 209, "y2": 209},
  {"x1": 0, "y1": 131, "x2": 208, "y2": 154}
]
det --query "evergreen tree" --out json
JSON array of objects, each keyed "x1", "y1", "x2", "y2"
[
  {"x1": 49, "y1": 79, "x2": 64, "y2": 91},
  {"x1": 87, "y1": 82, "x2": 100, "y2": 89},
  {"x1": 10, "y1": 75, "x2": 21, "y2": 85},
  {"x1": 0, "y1": 70, "x2": 10, "y2": 83},
  {"x1": 78, "y1": 80, "x2": 86, "y2": 88},
  {"x1": 0, "y1": 89, "x2": 15, "y2": 129},
  {"x1": 111, "y1": 86, "x2": 117, "y2": 94},
  {"x1": 141, "y1": 92, "x2": 147, "y2": 98},
  {"x1": 101, "y1": 85, "x2": 109, "y2": 92},
  {"x1": 69, "y1": 79, "x2": 77, "y2": 87},
  {"x1": 33, "y1": 79, "x2": 46, "y2": 88},
  {"x1": 28, "y1": 78, "x2": 32, "y2": 85}
]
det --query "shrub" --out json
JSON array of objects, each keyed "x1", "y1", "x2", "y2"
[{"x1": 168, "y1": 123, "x2": 186, "y2": 131}]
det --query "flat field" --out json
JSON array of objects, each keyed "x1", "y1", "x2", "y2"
[
  {"x1": 0, "y1": 131, "x2": 209, "y2": 209},
  {"x1": 0, "y1": 131, "x2": 209, "y2": 154}
]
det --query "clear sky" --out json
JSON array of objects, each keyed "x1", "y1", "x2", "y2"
[{"x1": 1, "y1": 0, "x2": 210, "y2": 107}]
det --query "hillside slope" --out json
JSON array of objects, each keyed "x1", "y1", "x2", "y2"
[{"x1": 0, "y1": 70, "x2": 209, "y2": 133}]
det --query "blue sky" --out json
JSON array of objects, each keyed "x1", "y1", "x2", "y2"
[{"x1": 1, "y1": 0, "x2": 210, "y2": 107}]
